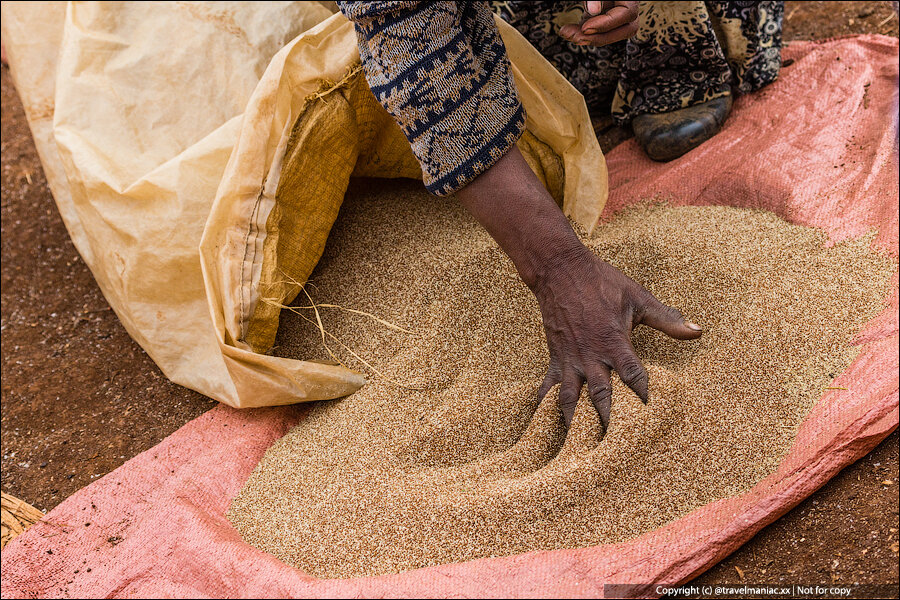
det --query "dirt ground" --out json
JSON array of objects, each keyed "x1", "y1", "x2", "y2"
[
  {"x1": 0, "y1": 69, "x2": 216, "y2": 511},
  {"x1": 1, "y1": 1, "x2": 898, "y2": 594}
]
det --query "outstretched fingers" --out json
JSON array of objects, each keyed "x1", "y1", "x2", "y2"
[
  {"x1": 537, "y1": 360, "x2": 561, "y2": 401},
  {"x1": 585, "y1": 363, "x2": 612, "y2": 430},
  {"x1": 558, "y1": 370, "x2": 583, "y2": 428},
  {"x1": 610, "y1": 336, "x2": 650, "y2": 403}
]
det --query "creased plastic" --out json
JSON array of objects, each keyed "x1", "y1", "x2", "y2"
[{"x1": 1, "y1": 1, "x2": 606, "y2": 408}]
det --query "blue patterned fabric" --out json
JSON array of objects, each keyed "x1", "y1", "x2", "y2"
[
  {"x1": 339, "y1": 1, "x2": 782, "y2": 193},
  {"x1": 337, "y1": 1, "x2": 525, "y2": 196}
]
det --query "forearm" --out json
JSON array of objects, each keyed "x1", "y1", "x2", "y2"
[
  {"x1": 456, "y1": 146, "x2": 586, "y2": 289},
  {"x1": 338, "y1": 0, "x2": 525, "y2": 196}
]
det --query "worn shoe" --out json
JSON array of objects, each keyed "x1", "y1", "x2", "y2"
[{"x1": 632, "y1": 94, "x2": 733, "y2": 162}]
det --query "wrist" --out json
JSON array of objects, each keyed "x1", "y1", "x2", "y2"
[
  {"x1": 455, "y1": 145, "x2": 593, "y2": 290},
  {"x1": 514, "y1": 225, "x2": 590, "y2": 290}
]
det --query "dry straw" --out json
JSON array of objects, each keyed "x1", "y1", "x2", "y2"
[{"x1": 1, "y1": 491, "x2": 44, "y2": 549}]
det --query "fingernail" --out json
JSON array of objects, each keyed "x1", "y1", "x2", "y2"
[
  {"x1": 686, "y1": 321, "x2": 702, "y2": 331},
  {"x1": 584, "y1": 28, "x2": 598, "y2": 34}
]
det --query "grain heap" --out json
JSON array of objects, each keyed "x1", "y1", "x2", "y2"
[{"x1": 227, "y1": 178, "x2": 895, "y2": 579}]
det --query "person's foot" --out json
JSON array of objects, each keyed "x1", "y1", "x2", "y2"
[{"x1": 631, "y1": 93, "x2": 733, "y2": 162}]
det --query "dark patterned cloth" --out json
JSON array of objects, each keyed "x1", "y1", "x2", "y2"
[
  {"x1": 493, "y1": 1, "x2": 783, "y2": 122},
  {"x1": 337, "y1": 1, "x2": 525, "y2": 196},
  {"x1": 338, "y1": 1, "x2": 783, "y2": 195}
]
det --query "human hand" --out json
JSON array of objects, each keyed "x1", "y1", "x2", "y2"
[
  {"x1": 559, "y1": 1, "x2": 640, "y2": 47},
  {"x1": 532, "y1": 246, "x2": 701, "y2": 428},
  {"x1": 456, "y1": 146, "x2": 699, "y2": 431}
]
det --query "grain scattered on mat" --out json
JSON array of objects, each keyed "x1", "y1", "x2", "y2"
[{"x1": 227, "y1": 179, "x2": 896, "y2": 579}]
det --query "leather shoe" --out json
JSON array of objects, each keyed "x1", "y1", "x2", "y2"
[{"x1": 632, "y1": 94, "x2": 733, "y2": 162}]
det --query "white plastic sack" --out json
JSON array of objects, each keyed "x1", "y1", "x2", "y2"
[{"x1": 1, "y1": 1, "x2": 607, "y2": 407}]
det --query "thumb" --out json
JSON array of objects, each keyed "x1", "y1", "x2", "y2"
[{"x1": 639, "y1": 294, "x2": 703, "y2": 340}]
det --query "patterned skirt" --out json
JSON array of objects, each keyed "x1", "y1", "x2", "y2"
[{"x1": 493, "y1": 1, "x2": 784, "y2": 123}]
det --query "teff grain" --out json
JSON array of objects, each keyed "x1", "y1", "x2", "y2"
[{"x1": 227, "y1": 179, "x2": 895, "y2": 579}]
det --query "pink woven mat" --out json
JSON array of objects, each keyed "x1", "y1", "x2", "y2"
[{"x1": 2, "y1": 35, "x2": 897, "y2": 599}]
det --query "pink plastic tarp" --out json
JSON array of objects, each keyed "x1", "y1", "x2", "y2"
[{"x1": 2, "y1": 35, "x2": 898, "y2": 599}]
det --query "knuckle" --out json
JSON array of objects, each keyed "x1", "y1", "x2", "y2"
[
  {"x1": 588, "y1": 382, "x2": 612, "y2": 400},
  {"x1": 632, "y1": 289, "x2": 655, "y2": 311},
  {"x1": 642, "y1": 295, "x2": 684, "y2": 322},
  {"x1": 626, "y1": 373, "x2": 648, "y2": 389},
  {"x1": 595, "y1": 323, "x2": 625, "y2": 342},
  {"x1": 558, "y1": 387, "x2": 580, "y2": 409},
  {"x1": 635, "y1": 287, "x2": 657, "y2": 305},
  {"x1": 558, "y1": 396, "x2": 579, "y2": 411},
  {"x1": 656, "y1": 303, "x2": 683, "y2": 321},
  {"x1": 545, "y1": 360, "x2": 561, "y2": 378},
  {"x1": 620, "y1": 361, "x2": 647, "y2": 385}
]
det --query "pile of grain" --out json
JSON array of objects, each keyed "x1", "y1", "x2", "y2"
[{"x1": 227, "y1": 178, "x2": 895, "y2": 579}]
